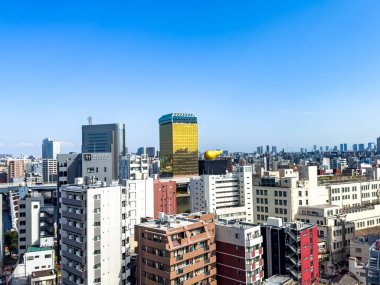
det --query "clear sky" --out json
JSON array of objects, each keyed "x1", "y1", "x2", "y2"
[{"x1": 1, "y1": 1, "x2": 380, "y2": 156}]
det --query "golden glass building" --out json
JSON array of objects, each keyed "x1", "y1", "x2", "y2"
[{"x1": 159, "y1": 113, "x2": 198, "y2": 177}]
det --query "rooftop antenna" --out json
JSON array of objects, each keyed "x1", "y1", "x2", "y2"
[{"x1": 87, "y1": 115, "x2": 93, "y2": 125}]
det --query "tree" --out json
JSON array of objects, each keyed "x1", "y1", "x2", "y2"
[{"x1": 5, "y1": 230, "x2": 18, "y2": 255}]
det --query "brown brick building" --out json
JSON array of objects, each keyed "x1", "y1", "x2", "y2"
[{"x1": 135, "y1": 212, "x2": 217, "y2": 285}]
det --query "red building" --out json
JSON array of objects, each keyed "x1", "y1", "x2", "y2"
[
  {"x1": 153, "y1": 179, "x2": 176, "y2": 218},
  {"x1": 261, "y1": 217, "x2": 319, "y2": 285},
  {"x1": 216, "y1": 221, "x2": 264, "y2": 285}
]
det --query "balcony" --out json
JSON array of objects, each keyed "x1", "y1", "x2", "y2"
[
  {"x1": 62, "y1": 237, "x2": 86, "y2": 250},
  {"x1": 62, "y1": 198, "x2": 86, "y2": 207},
  {"x1": 62, "y1": 263, "x2": 86, "y2": 279},
  {"x1": 62, "y1": 250, "x2": 85, "y2": 264},
  {"x1": 62, "y1": 211, "x2": 86, "y2": 221},
  {"x1": 246, "y1": 236, "x2": 263, "y2": 247},
  {"x1": 62, "y1": 224, "x2": 86, "y2": 235}
]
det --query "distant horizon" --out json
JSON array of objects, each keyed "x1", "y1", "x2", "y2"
[
  {"x1": 0, "y1": 124, "x2": 378, "y2": 158},
  {"x1": 1, "y1": 1, "x2": 380, "y2": 155}
]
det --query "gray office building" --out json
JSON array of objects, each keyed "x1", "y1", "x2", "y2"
[
  {"x1": 58, "y1": 153, "x2": 82, "y2": 187},
  {"x1": 82, "y1": 123, "x2": 126, "y2": 180},
  {"x1": 82, "y1": 152, "x2": 113, "y2": 185}
]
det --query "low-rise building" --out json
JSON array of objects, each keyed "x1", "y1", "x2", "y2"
[{"x1": 11, "y1": 246, "x2": 56, "y2": 285}]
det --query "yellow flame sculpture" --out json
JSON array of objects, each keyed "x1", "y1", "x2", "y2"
[{"x1": 204, "y1": 150, "x2": 223, "y2": 160}]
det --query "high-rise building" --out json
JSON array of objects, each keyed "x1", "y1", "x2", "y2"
[
  {"x1": 353, "y1": 144, "x2": 358, "y2": 152},
  {"x1": 261, "y1": 218, "x2": 319, "y2": 284},
  {"x1": 60, "y1": 184, "x2": 132, "y2": 285},
  {"x1": 366, "y1": 239, "x2": 380, "y2": 285},
  {"x1": 136, "y1": 147, "x2": 145, "y2": 155},
  {"x1": 272, "y1": 146, "x2": 277, "y2": 154},
  {"x1": 134, "y1": 212, "x2": 217, "y2": 285},
  {"x1": 359, "y1": 143, "x2": 365, "y2": 152},
  {"x1": 190, "y1": 166, "x2": 253, "y2": 222},
  {"x1": 42, "y1": 138, "x2": 60, "y2": 159},
  {"x1": 82, "y1": 123, "x2": 126, "y2": 180},
  {"x1": 368, "y1": 142, "x2": 376, "y2": 151},
  {"x1": 159, "y1": 113, "x2": 198, "y2": 177},
  {"x1": 215, "y1": 220, "x2": 264, "y2": 285},
  {"x1": 145, "y1": 147, "x2": 156, "y2": 158},
  {"x1": 377, "y1": 137, "x2": 380, "y2": 154},
  {"x1": 42, "y1": 159, "x2": 57, "y2": 183}
]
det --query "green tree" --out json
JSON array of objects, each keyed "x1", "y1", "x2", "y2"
[{"x1": 5, "y1": 230, "x2": 18, "y2": 255}]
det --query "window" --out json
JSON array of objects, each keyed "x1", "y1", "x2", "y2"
[
  {"x1": 104, "y1": 167, "x2": 107, "y2": 172},
  {"x1": 235, "y1": 233, "x2": 239, "y2": 239},
  {"x1": 33, "y1": 205, "x2": 38, "y2": 209},
  {"x1": 299, "y1": 200, "x2": 302, "y2": 206},
  {"x1": 94, "y1": 278, "x2": 101, "y2": 283}
]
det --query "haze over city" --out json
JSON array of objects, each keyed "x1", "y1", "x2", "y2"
[{"x1": 1, "y1": 1, "x2": 380, "y2": 155}]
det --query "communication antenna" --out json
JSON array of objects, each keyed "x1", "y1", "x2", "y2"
[{"x1": 87, "y1": 115, "x2": 93, "y2": 125}]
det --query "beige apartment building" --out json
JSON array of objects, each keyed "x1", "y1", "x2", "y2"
[{"x1": 135, "y1": 212, "x2": 217, "y2": 285}]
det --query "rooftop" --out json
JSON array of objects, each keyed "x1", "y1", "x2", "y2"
[
  {"x1": 299, "y1": 204, "x2": 339, "y2": 210},
  {"x1": 264, "y1": 274, "x2": 293, "y2": 284},
  {"x1": 159, "y1": 113, "x2": 197, "y2": 125},
  {"x1": 216, "y1": 220, "x2": 260, "y2": 230},
  {"x1": 137, "y1": 212, "x2": 210, "y2": 232},
  {"x1": 27, "y1": 246, "x2": 53, "y2": 253}
]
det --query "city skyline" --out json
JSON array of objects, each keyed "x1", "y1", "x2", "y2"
[{"x1": 1, "y1": 1, "x2": 380, "y2": 155}]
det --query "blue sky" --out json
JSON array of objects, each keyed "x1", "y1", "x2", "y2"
[{"x1": 1, "y1": 1, "x2": 380, "y2": 155}]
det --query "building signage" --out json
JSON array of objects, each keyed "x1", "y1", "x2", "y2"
[{"x1": 83, "y1": 153, "x2": 111, "y2": 161}]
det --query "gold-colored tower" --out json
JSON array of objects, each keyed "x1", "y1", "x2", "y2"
[{"x1": 159, "y1": 113, "x2": 198, "y2": 177}]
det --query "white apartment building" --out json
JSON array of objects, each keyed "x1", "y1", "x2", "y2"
[
  {"x1": 18, "y1": 193, "x2": 55, "y2": 255},
  {"x1": 119, "y1": 154, "x2": 149, "y2": 180},
  {"x1": 121, "y1": 178, "x2": 154, "y2": 237},
  {"x1": 60, "y1": 180, "x2": 154, "y2": 285},
  {"x1": 190, "y1": 166, "x2": 253, "y2": 222},
  {"x1": 60, "y1": 185, "x2": 131, "y2": 285}
]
